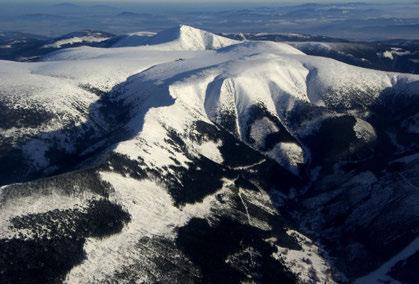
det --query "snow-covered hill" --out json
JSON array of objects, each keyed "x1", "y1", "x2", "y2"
[
  {"x1": 224, "y1": 32, "x2": 419, "y2": 75},
  {"x1": 42, "y1": 31, "x2": 112, "y2": 49},
  {"x1": 0, "y1": 25, "x2": 418, "y2": 283},
  {"x1": 112, "y1": 24, "x2": 240, "y2": 50},
  {"x1": 110, "y1": 31, "x2": 156, "y2": 48}
]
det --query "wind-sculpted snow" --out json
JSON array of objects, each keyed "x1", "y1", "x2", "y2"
[
  {"x1": 113, "y1": 24, "x2": 240, "y2": 50},
  {"x1": 112, "y1": 39, "x2": 418, "y2": 175},
  {"x1": 0, "y1": 25, "x2": 418, "y2": 283}
]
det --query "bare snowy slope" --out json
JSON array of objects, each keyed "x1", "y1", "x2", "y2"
[
  {"x1": 112, "y1": 25, "x2": 240, "y2": 50},
  {"x1": 42, "y1": 31, "x2": 112, "y2": 49},
  {"x1": 0, "y1": 25, "x2": 418, "y2": 283}
]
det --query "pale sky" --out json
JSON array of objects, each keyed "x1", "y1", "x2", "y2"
[{"x1": 0, "y1": 0, "x2": 410, "y2": 3}]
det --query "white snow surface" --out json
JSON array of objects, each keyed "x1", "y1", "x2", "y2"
[
  {"x1": 379, "y1": 48, "x2": 412, "y2": 60},
  {"x1": 250, "y1": 118, "x2": 279, "y2": 148},
  {"x1": 1, "y1": 24, "x2": 419, "y2": 176},
  {"x1": 353, "y1": 118, "x2": 377, "y2": 143},
  {"x1": 113, "y1": 25, "x2": 240, "y2": 50},
  {"x1": 65, "y1": 172, "x2": 222, "y2": 282},
  {"x1": 1, "y1": 25, "x2": 418, "y2": 283},
  {"x1": 43, "y1": 35, "x2": 111, "y2": 49},
  {"x1": 0, "y1": 185, "x2": 97, "y2": 239},
  {"x1": 274, "y1": 229, "x2": 336, "y2": 284},
  {"x1": 268, "y1": 142, "x2": 305, "y2": 175},
  {"x1": 112, "y1": 31, "x2": 156, "y2": 47}
]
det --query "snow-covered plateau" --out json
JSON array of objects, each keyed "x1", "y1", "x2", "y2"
[{"x1": 0, "y1": 25, "x2": 418, "y2": 283}]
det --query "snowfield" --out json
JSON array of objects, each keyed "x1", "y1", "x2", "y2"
[
  {"x1": 0, "y1": 25, "x2": 418, "y2": 283},
  {"x1": 42, "y1": 35, "x2": 111, "y2": 49}
]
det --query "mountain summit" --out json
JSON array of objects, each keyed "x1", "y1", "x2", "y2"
[
  {"x1": 113, "y1": 24, "x2": 239, "y2": 50},
  {"x1": 0, "y1": 25, "x2": 418, "y2": 284}
]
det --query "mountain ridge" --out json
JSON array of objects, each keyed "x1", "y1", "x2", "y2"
[
  {"x1": 112, "y1": 24, "x2": 240, "y2": 50},
  {"x1": 0, "y1": 25, "x2": 418, "y2": 283}
]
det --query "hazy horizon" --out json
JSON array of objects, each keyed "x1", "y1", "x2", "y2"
[
  {"x1": 1, "y1": 0, "x2": 417, "y2": 4},
  {"x1": 0, "y1": 1, "x2": 418, "y2": 40}
]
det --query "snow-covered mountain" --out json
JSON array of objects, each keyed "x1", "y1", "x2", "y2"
[
  {"x1": 112, "y1": 24, "x2": 239, "y2": 50},
  {"x1": 42, "y1": 31, "x2": 112, "y2": 49},
  {"x1": 0, "y1": 25, "x2": 418, "y2": 283},
  {"x1": 225, "y1": 32, "x2": 419, "y2": 75}
]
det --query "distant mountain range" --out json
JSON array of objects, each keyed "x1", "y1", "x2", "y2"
[
  {"x1": 1, "y1": 2, "x2": 419, "y2": 39},
  {"x1": 2, "y1": 28, "x2": 418, "y2": 75}
]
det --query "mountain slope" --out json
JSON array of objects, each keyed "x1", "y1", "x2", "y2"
[
  {"x1": 112, "y1": 25, "x2": 240, "y2": 50},
  {"x1": 42, "y1": 31, "x2": 112, "y2": 49},
  {"x1": 0, "y1": 25, "x2": 418, "y2": 283}
]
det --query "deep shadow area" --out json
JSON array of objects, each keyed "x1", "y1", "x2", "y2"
[
  {"x1": 176, "y1": 217, "x2": 296, "y2": 284},
  {"x1": 0, "y1": 39, "x2": 418, "y2": 283},
  {"x1": 389, "y1": 252, "x2": 419, "y2": 284},
  {"x1": 0, "y1": 237, "x2": 85, "y2": 284},
  {"x1": 163, "y1": 120, "x2": 303, "y2": 206},
  {"x1": 0, "y1": 199, "x2": 131, "y2": 284},
  {"x1": 0, "y1": 68, "x2": 176, "y2": 186}
]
